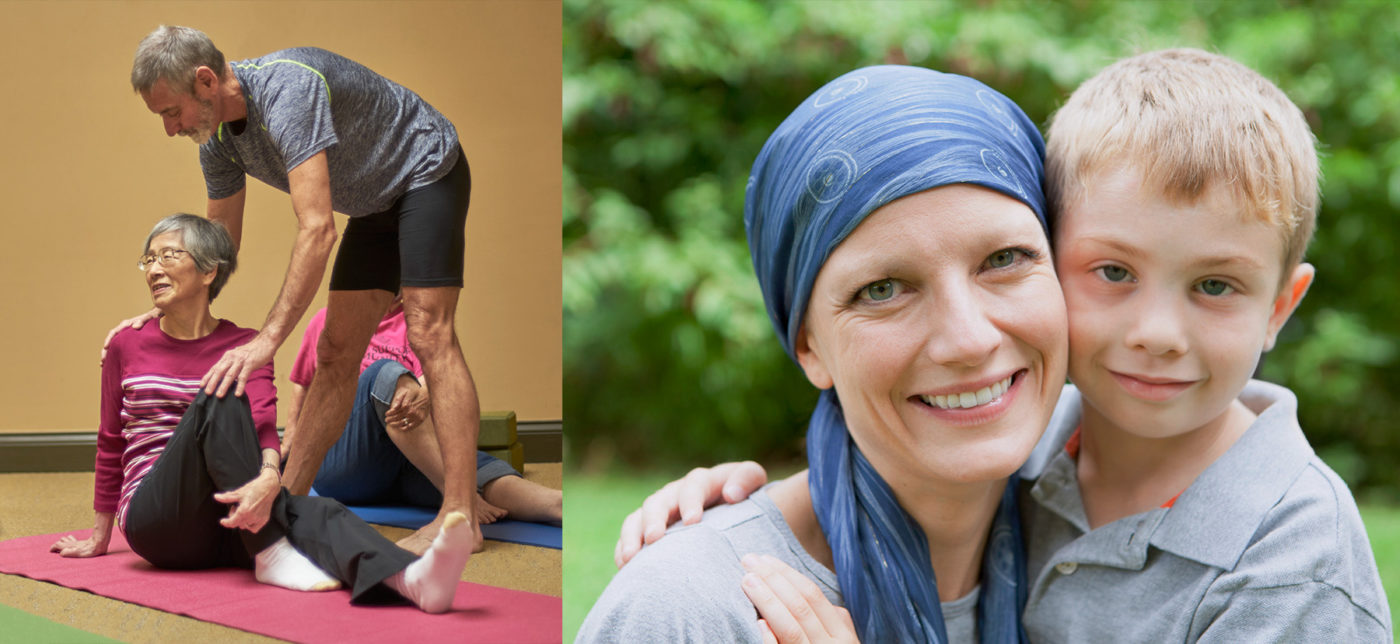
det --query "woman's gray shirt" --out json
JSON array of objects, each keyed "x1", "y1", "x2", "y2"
[{"x1": 576, "y1": 486, "x2": 980, "y2": 642}]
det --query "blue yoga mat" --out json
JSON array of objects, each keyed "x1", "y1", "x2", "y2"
[{"x1": 308, "y1": 489, "x2": 562, "y2": 549}]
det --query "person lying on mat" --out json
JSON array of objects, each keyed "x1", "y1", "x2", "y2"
[
  {"x1": 285, "y1": 300, "x2": 562, "y2": 553},
  {"x1": 51, "y1": 214, "x2": 472, "y2": 613}
]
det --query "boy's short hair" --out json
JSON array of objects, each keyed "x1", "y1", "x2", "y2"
[{"x1": 1046, "y1": 48, "x2": 1318, "y2": 276}]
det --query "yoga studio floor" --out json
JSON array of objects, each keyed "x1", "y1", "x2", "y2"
[{"x1": 0, "y1": 463, "x2": 562, "y2": 643}]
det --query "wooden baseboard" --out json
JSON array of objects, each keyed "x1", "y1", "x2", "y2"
[{"x1": 0, "y1": 420, "x2": 563, "y2": 473}]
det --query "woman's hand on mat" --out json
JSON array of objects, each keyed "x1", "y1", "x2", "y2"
[
  {"x1": 50, "y1": 513, "x2": 114, "y2": 558},
  {"x1": 614, "y1": 461, "x2": 769, "y2": 568},
  {"x1": 49, "y1": 534, "x2": 109, "y2": 558},
  {"x1": 99, "y1": 308, "x2": 160, "y2": 365},
  {"x1": 202, "y1": 334, "x2": 277, "y2": 398},
  {"x1": 213, "y1": 469, "x2": 281, "y2": 533},
  {"x1": 742, "y1": 553, "x2": 858, "y2": 644},
  {"x1": 385, "y1": 376, "x2": 430, "y2": 430}
]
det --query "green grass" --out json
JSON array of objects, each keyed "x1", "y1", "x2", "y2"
[
  {"x1": 563, "y1": 469, "x2": 677, "y2": 641},
  {"x1": 1361, "y1": 502, "x2": 1400, "y2": 625},
  {"x1": 564, "y1": 469, "x2": 1400, "y2": 641}
]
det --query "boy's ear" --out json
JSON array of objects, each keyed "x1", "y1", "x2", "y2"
[
  {"x1": 1264, "y1": 262, "x2": 1314, "y2": 352},
  {"x1": 793, "y1": 323, "x2": 834, "y2": 391}
]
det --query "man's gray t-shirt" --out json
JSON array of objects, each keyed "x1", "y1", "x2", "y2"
[
  {"x1": 200, "y1": 47, "x2": 459, "y2": 217},
  {"x1": 576, "y1": 486, "x2": 981, "y2": 642}
]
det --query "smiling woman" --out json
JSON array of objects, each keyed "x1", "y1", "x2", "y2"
[
  {"x1": 577, "y1": 65, "x2": 1067, "y2": 643},
  {"x1": 796, "y1": 185, "x2": 1065, "y2": 488},
  {"x1": 140, "y1": 215, "x2": 237, "y2": 312}
]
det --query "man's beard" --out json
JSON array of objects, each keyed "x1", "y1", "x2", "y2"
[{"x1": 181, "y1": 98, "x2": 217, "y2": 144}]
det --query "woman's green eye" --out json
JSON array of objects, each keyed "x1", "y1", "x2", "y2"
[
  {"x1": 987, "y1": 249, "x2": 1017, "y2": 268},
  {"x1": 1100, "y1": 265, "x2": 1131, "y2": 282},
  {"x1": 1198, "y1": 279, "x2": 1233, "y2": 296},
  {"x1": 862, "y1": 279, "x2": 896, "y2": 302}
]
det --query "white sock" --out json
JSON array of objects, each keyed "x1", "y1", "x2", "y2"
[
  {"x1": 254, "y1": 537, "x2": 341, "y2": 592},
  {"x1": 385, "y1": 511, "x2": 473, "y2": 613}
]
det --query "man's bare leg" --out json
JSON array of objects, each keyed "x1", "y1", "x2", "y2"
[
  {"x1": 283, "y1": 289, "x2": 395, "y2": 495},
  {"x1": 398, "y1": 285, "x2": 480, "y2": 556},
  {"x1": 382, "y1": 376, "x2": 492, "y2": 551},
  {"x1": 482, "y1": 476, "x2": 562, "y2": 524},
  {"x1": 384, "y1": 376, "x2": 556, "y2": 526}
]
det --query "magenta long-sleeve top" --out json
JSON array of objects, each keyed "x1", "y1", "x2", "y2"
[{"x1": 95, "y1": 320, "x2": 278, "y2": 529}]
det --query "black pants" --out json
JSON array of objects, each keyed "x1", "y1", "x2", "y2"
[{"x1": 123, "y1": 392, "x2": 417, "y2": 603}]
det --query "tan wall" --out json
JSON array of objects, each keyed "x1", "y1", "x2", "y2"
[{"x1": 0, "y1": 1, "x2": 562, "y2": 432}]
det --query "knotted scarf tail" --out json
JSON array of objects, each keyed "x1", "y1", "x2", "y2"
[{"x1": 807, "y1": 389, "x2": 1028, "y2": 643}]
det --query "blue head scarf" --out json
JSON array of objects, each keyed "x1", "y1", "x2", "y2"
[{"x1": 744, "y1": 65, "x2": 1046, "y2": 643}]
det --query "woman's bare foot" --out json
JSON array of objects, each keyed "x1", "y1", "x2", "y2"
[
  {"x1": 475, "y1": 492, "x2": 507, "y2": 525},
  {"x1": 481, "y1": 475, "x2": 563, "y2": 524}
]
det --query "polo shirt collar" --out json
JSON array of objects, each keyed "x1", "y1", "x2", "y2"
[
  {"x1": 1150, "y1": 380, "x2": 1314, "y2": 570},
  {"x1": 1026, "y1": 380, "x2": 1314, "y2": 572}
]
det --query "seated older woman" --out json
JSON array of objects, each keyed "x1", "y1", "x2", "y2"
[
  {"x1": 50, "y1": 214, "x2": 472, "y2": 613},
  {"x1": 577, "y1": 66, "x2": 1068, "y2": 642}
]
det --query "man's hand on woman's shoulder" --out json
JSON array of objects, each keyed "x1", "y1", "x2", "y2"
[{"x1": 100, "y1": 308, "x2": 161, "y2": 365}]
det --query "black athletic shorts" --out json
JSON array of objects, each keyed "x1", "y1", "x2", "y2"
[{"x1": 328, "y1": 146, "x2": 471, "y2": 292}]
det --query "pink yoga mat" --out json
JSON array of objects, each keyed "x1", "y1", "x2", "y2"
[{"x1": 0, "y1": 531, "x2": 560, "y2": 643}]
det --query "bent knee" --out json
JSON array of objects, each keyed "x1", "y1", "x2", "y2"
[
  {"x1": 404, "y1": 320, "x2": 457, "y2": 359},
  {"x1": 315, "y1": 334, "x2": 367, "y2": 376}
]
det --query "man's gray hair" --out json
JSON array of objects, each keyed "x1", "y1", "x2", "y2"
[
  {"x1": 143, "y1": 214, "x2": 238, "y2": 301},
  {"x1": 131, "y1": 25, "x2": 226, "y2": 94}
]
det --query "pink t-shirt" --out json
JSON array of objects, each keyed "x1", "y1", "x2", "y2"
[
  {"x1": 288, "y1": 307, "x2": 423, "y2": 387},
  {"x1": 95, "y1": 320, "x2": 278, "y2": 529}
]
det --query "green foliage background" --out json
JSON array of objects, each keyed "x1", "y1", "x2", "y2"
[{"x1": 564, "y1": 0, "x2": 1400, "y2": 494}]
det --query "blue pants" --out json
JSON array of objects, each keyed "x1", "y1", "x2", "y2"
[{"x1": 312, "y1": 359, "x2": 519, "y2": 507}]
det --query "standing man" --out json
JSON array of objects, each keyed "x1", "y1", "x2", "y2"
[{"x1": 117, "y1": 25, "x2": 479, "y2": 554}]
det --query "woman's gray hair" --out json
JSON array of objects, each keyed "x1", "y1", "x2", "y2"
[
  {"x1": 143, "y1": 214, "x2": 238, "y2": 301},
  {"x1": 131, "y1": 25, "x2": 226, "y2": 94}
]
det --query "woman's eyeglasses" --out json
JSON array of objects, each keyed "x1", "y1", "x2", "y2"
[{"x1": 138, "y1": 248, "x2": 192, "y2": 271}]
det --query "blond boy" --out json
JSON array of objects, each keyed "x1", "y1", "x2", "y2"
[
  {"x1": 619, "y1": 48, "x2": 1391, "y2": 641},
  {"x1": 1017, "y1": 47, "x2": 1389, "y2": 641}
]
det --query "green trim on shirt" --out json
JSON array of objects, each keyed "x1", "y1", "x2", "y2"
[{"x1": 233, "y1": 59, "x2": 332, "y2": 102}]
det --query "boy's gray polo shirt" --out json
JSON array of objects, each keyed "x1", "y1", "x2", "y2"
[{"x1": 1019, "y1": 381, "x2": 1391, "y2": 642}]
